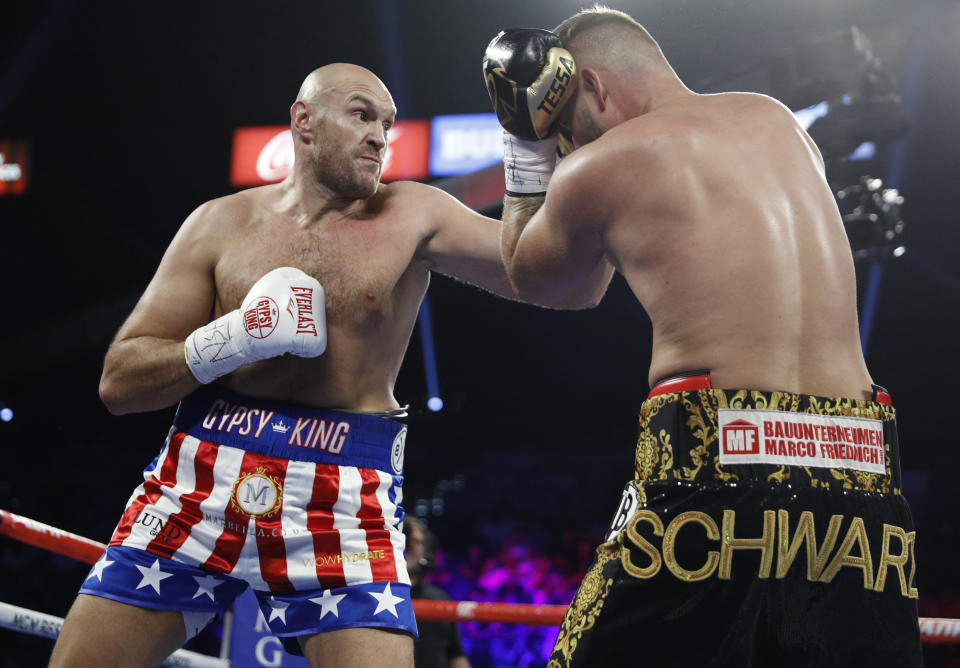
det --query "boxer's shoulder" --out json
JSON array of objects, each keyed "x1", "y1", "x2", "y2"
[
  {"x1": 554, "y1": 120, "x2": 671, "y2": 197},
  {"x1": 374, "y1": 179, "x2": 438, "y2": 205},
  {"x1": 182, "y1": 187, "x2": 264, "y2": 235},
  {"x1": 373, "y1": 180, "x2": 469, "y2": 227}
]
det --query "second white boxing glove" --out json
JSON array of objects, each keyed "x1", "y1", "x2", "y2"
[{"x1": 184, "y1": 266, "x2": 327, "y2": 384}]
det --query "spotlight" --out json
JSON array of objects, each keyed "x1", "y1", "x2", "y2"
[
  {"x1": 836, "y1": 176, "x2": 905, "y2": 260},
  {"x1": 427, "y1": 396, "x2": 444, "y2": 412},
  {"x1": 0, "y1": 405, "x2": 12, "y2": 423}
]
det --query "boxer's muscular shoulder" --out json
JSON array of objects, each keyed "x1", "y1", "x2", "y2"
[
  {"x1": 154, "y1": 191, "x2": 258, "y2": 282},
  {"x1": 557, "y1": 120, "x2": 671, "y2": 197},
  {"x1": 174, "y1": 188, "x2": 262, "y2": 255},
  {"x1": 377, "y1": 180, "x2": 459, "y2": 229},
  {"x1": 193, "y1": 188, "x2": 262, "y2": 232}
]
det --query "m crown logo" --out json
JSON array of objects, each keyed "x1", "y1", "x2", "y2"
[
  {"x1": 271, "y1": 420, "x2": 290, "y2": 434},
  {"x1": 722, "y1": 419, "x2": 760, "y2": 455},
  {"x1": 231, "y1": 466, "x2": 283, "y2": 518}
]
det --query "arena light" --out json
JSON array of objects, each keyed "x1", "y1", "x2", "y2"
[
  {"x1": 417, "y1": 297, "x2": 443, "y2": 413},
  {"x1": 0, "y1": 139, "x2": 29, "y2": 196},
  {"x1": 794, "y1": 101, "x2": 828, "y2": 130},
  {"x1": 0, "y1": 402, "x2": 11, "y2": 423}
]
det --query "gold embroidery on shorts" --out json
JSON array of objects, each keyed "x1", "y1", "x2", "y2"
[
  {"x1": 875, "y1": 523, "x2": 911, "y2": 596},
  {"x1": 663, "y1": 511, "x2": 720, "y2": 581},
  {"x1": 907, "y1": 531, "x2": 919, "y2": 598},
  {"x1": 621, "y1": 510, "x2": 664, "y2": 579},
  {"x1": 549, "y1": 539, "x2": 618, "y2": 666},
  {"x1": 819, "y1": 516, "x2": 875, "y2": 590},
  {"x1": 776, "y1": 510, "x2": 842, "y2": 580},
  {"x1": 719, "y1": 509, "x2": 776, "y2": 579},
  {"x1": 634, "y1": 428, "x2": 659, "y2": 481}
]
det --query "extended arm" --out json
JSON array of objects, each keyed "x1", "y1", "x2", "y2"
[{"x1": 414, "y1": 183, "x2": 518, "y2": 299}]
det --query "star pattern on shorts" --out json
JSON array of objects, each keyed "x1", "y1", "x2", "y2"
[
  {"x1": 86, "y1": 556, "x2": 115, "y2": 582},
  {"x1": 369, "y1": 583, "x2": 404, "y2": 618},
  {"x1": 267, "y1": 597, "x2": 289, "y2": 625},
  {"x1": 192, "y1": 574, "x2": 223, "y2": 601},
  {"x1": 135, "y1": 559, "x2": 174, "y2": 594},
  {"x1": 309, "y1": 589, "x2": 347, "y2": 620}
]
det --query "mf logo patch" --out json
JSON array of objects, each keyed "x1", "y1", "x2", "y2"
[
  {"x1": 605, "y1": 482, "x2": 640, "y2": 543},
  {"x1": 231, "y1": 466, "x2": 283, "y2": 518},
  {"x1": 722, "y1": 419, "x2": 760, "y2": 455},
  {"x1": 391, "y1": 428, "x2": 407, "y2": 474},
  {"x1": 718, "y1": 409, "x2": 885, "y2": 474}
]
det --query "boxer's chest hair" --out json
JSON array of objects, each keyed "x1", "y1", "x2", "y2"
[{"x1": 220, "y1": 214, "x2": 418, "y2": 325}]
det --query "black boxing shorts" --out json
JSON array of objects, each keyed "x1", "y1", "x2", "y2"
[{"x1": 548, "y1": 372, "x2": 922, "y2": 668}]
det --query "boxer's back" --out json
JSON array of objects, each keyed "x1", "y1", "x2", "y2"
[{"x1": 602, "y1": 92, "x2": 872, "y2": 397}]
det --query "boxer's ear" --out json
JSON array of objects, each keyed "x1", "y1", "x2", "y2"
[
  {"x1": 291, "y1": 101, "x2": 314, "y2": 141},
  {"x1": 579, "y1": 67, "x2": 607, "y2": 112}
]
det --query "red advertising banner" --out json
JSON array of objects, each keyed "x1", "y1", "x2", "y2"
[
  {"x1": 230, "y1": 120, "x2": 430, "y2": 187},
  {"x1": 0, "y1": 139, "x2": 29, "y2": 196}
]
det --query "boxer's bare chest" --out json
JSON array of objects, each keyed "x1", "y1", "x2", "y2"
[{"x1": 214, "y1": 206, "x2": 426, "y2": 329}]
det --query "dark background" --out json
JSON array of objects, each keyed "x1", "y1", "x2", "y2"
[{"x1": 1, "y1": 0, "x2": 959, "y2": 665}]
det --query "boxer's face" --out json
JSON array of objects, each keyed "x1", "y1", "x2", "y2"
[{"x1": 311, "y1": 76, "x2": 396, "y2": 199}]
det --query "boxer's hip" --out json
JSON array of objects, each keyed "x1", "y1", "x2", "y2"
[
  {"x1": 552, "y1": 372, "x2": 922, "y2": 666},
  {"x1": 108, "y1": 387, "x2": 410, "y2": 592}
]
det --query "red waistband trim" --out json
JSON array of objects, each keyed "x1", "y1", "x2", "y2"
[
  {"x1": 647, "y1": 373, "x2": 893, "y2": 406},
  {"x1": 872, "y1": 386, "x2": 892, "y2": 406},
  {"x1": 647, "y1": 373, "x2": 712, "y2": 397}
]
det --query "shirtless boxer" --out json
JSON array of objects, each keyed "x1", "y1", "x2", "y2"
[
  {"x1": 485, "y1": 8, "x2": 922, "y2": 667},
  {"x1": 48, "y1": 63, "x2": 583, "y2": 668}
]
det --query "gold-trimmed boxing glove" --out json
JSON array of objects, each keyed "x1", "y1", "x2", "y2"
[{"x1": 483, "y1": 28, "x2": 578, "y2": 195}]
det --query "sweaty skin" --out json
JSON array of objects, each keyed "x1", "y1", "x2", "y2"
[
  {"x1": 98, "y1": 64, "x2": 515, "y2": 416},
  {"x1": 54, "y1": 64, "x2": 518, "y2": 668},
  {"x1": 503, "y1": 85, "x2": 873, "y2": 399}
]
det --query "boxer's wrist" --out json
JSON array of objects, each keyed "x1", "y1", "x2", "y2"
[
  {"x1": 183, "y1": 309, "x2": 253, "y2": 384},
  {"x1": 503, "y1": 132, "x2": 558, "y2": 196}
]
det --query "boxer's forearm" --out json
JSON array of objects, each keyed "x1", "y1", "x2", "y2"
[
  {"x1": 99, "y1": 336, "x2": 201, "y2": 415},
  {"x1": 500, "y1": 194, "x2": 545, "y2": 283},
  {"x1": 502, "y1": 193, "x2": 614, "y2": 308}
]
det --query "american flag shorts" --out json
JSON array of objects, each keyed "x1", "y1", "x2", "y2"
[{"x1": 79, "y1": 387, "x2": 417, "y2": 638}]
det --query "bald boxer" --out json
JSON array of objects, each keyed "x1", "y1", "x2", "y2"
[
  {"x1": 49, "y1": 63, "x2": 568, "y2": 668},
  {"x1": 487, "y1": 8, "x2": 922, "y2": 668}
]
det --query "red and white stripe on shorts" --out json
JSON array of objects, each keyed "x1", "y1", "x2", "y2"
[{"x1": 109, "y1": 428, "x2": 409, "y2": 592}]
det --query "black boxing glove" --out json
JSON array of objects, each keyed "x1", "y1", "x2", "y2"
[
  {"x1": 484, "y1": 29, "x2": 579, "y2": 196},
  {"x1": 483, "y1": 29, "x2": 578, "y2": 141}
]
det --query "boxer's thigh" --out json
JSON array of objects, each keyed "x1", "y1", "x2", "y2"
[
  {"x1": 49, "y1": 593, "x2": 187, "y2": 668},
  {"x1": 299, "y1": 626, "x2": 414, "y2": 668}
]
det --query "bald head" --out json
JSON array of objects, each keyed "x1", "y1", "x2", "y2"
[
  {"x1": 288, "y1": 63, "x2": 396, "y2": 200},
  {"x1": 295, "y1": 63, "x2": 393, "y2": 108},
  {"x1": 554, "y1": 5, "x2": 674, "y2": 79}
]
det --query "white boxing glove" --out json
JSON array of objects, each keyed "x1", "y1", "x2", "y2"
[{"x1": 184, "y1": 267, "x2": 327, "y2": 384}]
